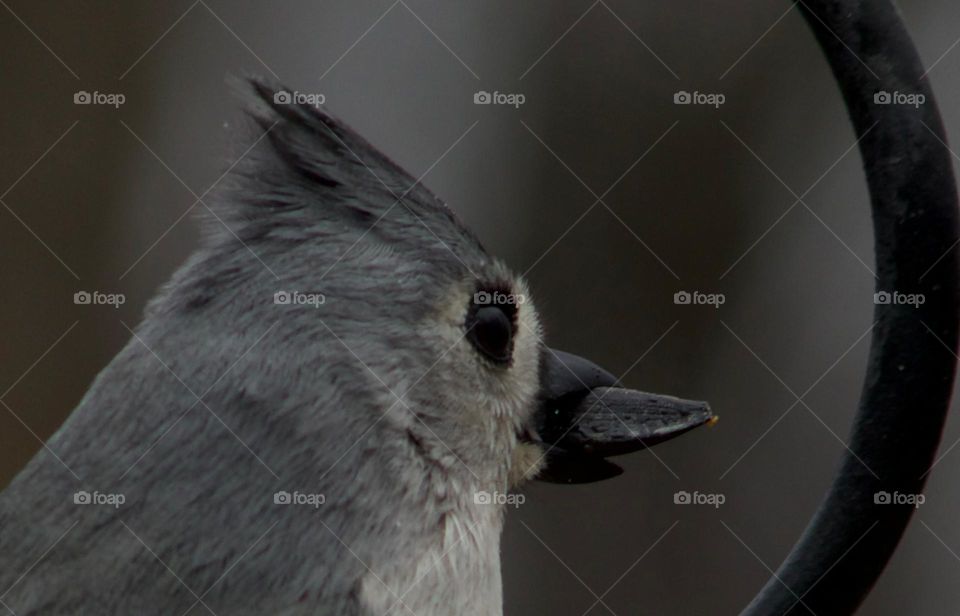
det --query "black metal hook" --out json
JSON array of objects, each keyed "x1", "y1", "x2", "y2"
[{"x1": 742, "y1": 2, "x2": 960, "y2": 614}]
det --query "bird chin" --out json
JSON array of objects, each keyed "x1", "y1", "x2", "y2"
[
  {"x1": 527, "y1": 349, "x2": 715, "y2": 484},
  {"x1": 508, "y1": 436, "x2": 547, "y2": 489}
]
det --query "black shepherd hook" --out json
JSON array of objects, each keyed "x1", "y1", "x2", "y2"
[{"x1": 742, "y1": 1, "x2": 960, "y2": 614}]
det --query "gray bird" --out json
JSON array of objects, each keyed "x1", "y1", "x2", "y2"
[{"x1": 0, "y1": 79, "x2": 712, "y2": 615}]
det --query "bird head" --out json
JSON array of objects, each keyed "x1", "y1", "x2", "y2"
[{"x1": 162, "y1": 78, "x2": 712, "y2": 499}]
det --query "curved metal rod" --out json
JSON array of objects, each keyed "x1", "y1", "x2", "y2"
[{"x1": 742, "y1": 2, "x2": 960, "y2": 614}]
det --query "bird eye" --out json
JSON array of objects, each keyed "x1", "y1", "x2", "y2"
[{"x1": 467, "y1": 305, "x2": 514, "y2": 364}]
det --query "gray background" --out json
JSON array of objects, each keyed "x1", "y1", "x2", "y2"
[{"x1": 2, "y1": 1, "x2": 959, "y2": 614}]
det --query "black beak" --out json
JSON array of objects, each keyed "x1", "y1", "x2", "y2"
[{"x1": 530, "y1": 349, "x2": 714, "y2": 484}]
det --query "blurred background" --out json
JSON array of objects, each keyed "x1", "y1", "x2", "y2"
[{"x1": 1, "y1": 1, "x2": 959, "y2": 613}]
